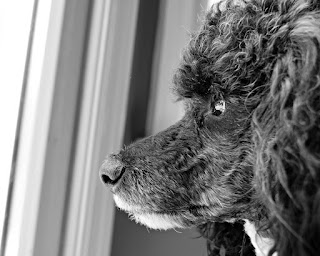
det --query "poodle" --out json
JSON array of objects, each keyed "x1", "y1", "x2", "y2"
[{"x1": 100, "y1": 0, "x2": 320, "y2": 255}]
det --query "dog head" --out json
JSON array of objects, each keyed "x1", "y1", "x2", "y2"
[{"x1": 101, "y1": 0, "x2": 320, "y2": 255}]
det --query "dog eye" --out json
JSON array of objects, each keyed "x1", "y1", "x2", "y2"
[{"x1": 212, "y1": 100, "x2": 226, "y2": 116}]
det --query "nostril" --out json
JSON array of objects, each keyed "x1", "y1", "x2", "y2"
[
  {"x1": 101, "y1": 174, "x2": 112, "y2": 185},
  {"x1": 99, "y1": 154, "x2": 126, "y2": 187},
  {"x1": 100, "y1": 166, "x2": 126, "y2": 186}
]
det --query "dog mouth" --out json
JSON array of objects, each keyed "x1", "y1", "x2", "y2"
[
  {"x1": 113, "y1": 193, "x2": 224, "y2": 230},
  {"x1": 113, "y1": 194, "x2": 188, "y2": 230},
  {"x1": 130, "y1": 212, "x2": 186, "y2": 230}
]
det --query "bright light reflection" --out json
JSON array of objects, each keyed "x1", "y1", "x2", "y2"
[{"x1": 0, "y1": 0, "x2": 35, "y2": 243}]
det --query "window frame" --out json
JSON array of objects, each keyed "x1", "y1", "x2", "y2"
[{"x1": 3, "y1": 0, "x2": 139, "y2": 255}]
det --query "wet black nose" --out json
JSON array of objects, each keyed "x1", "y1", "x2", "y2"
[{"x1": 99, "y1": 155, "x2": 125, "y2": 187}]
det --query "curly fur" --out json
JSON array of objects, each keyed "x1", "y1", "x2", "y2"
[{"x1": 100, "y1": 1, "x2": 320, "y2": 255}]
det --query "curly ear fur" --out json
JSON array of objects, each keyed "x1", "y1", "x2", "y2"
[
  {"x1": 198, "y1": 221, "x2": 255, "y2": 256},
  {"x1": 252, "y1": 1, "x2": 320, "y2": 255}
]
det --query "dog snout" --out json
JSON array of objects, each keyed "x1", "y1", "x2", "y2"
[{"x1": 99, "y1": 155, "x2": 125, "y2": 188}]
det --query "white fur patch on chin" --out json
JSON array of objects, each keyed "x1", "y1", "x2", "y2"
[
  {"x1": 113, "y1": 194, "x2": 136, "y2": 212},
  {"x1": 132, "y1": 213, "x2": 184, "y2": 230},
  {"x1": 244, "y1": 220, "x2": 277, "y2": 256},
  {"x1": 113, "y1": 195, "x2": 183, "y2": 230}
]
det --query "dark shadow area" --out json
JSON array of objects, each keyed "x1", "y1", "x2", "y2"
[{"x1": 123, "y1": 0, "x2": 160, "y2": 143}]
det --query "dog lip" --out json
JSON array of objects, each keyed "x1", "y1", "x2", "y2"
[
  {"x1": 114, "y1": 193, "x2": 184, "y2": 215},
  {"x1": 109, "y1": 181, "x2": 123, "y2": 194},
  {"x1": 126, "y1": 207, "x2": 191, "y2": 216}
]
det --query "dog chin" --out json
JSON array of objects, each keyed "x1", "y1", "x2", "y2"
[
  {"x1": 130, "y1": 213, "x2": 185, "y2": 230},
  {"x1": 113, "y1": 194, "x2": 185, "y2": 230}
]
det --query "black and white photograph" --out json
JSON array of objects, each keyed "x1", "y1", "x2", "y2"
[{"x1": 1, "y1": 0, "x2": 320, "y2": 256}]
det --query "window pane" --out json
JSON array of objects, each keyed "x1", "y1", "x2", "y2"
[{"x1": 0, "y1": 0, "x2": 35, "y2": 244}]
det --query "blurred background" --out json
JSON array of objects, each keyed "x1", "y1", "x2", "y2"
[{"x1": 0, "y1": 0, "x2": 218, "y2": 255}]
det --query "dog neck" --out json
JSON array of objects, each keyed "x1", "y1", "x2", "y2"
[{"x1": 243, "y1": 220, "x2": 277, "y2": 256}]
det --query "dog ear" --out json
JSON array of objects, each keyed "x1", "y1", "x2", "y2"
[{"x1": 252, "y1": 8, "x2": 320, "y2": 256}]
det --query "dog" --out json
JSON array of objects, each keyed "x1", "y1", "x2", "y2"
[{"x1": 100, "y1": 0, "x2": 320, "y2": 255}]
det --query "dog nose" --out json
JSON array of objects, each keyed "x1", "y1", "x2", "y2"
[{"x1": 99, "y1": 155, "x2": 125, "y2": 187}]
